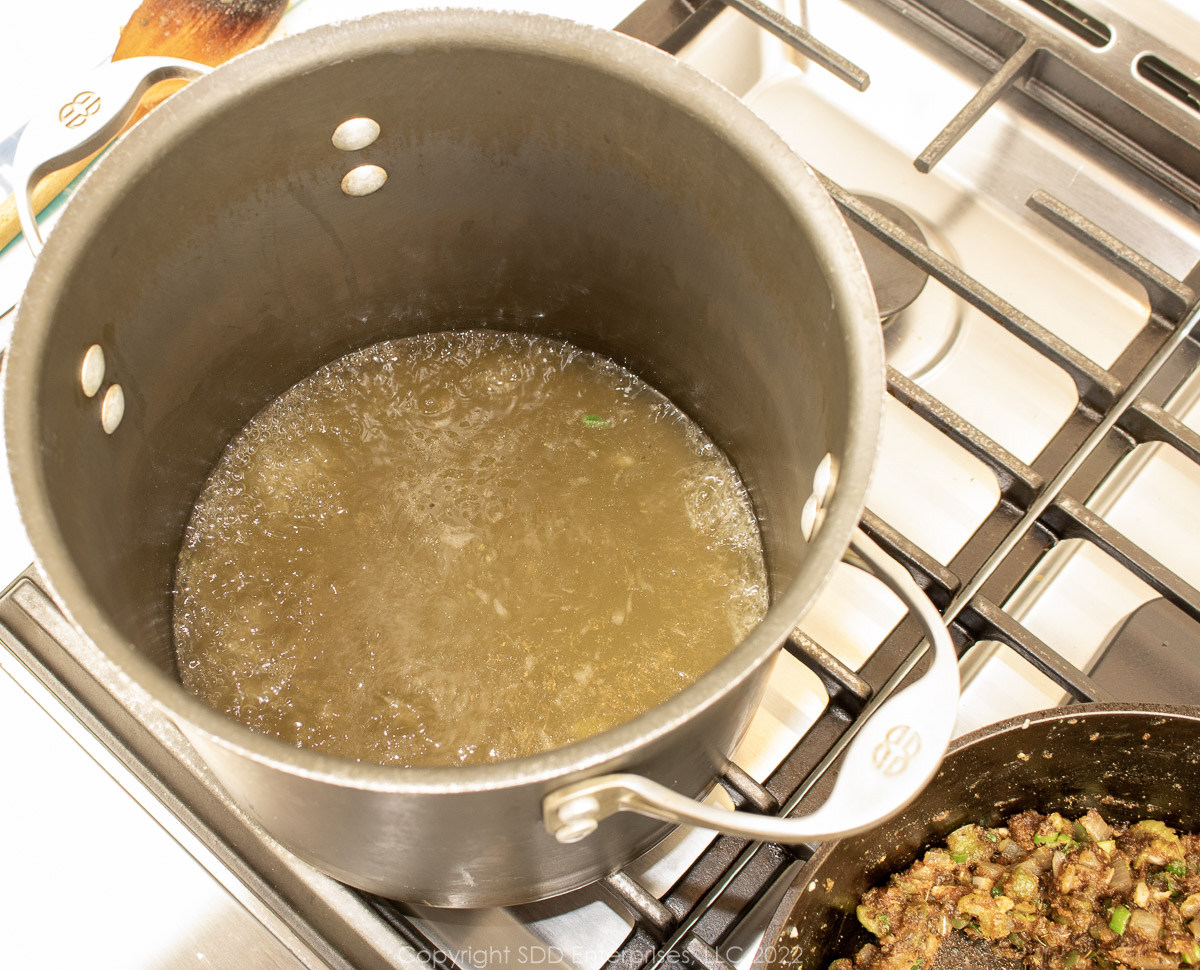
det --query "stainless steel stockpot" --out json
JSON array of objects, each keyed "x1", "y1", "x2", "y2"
[{"x1": 6, "y1": 10, "x2": 958, "y2": 906}]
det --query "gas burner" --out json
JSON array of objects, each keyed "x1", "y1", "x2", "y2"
[
  {"x1": 848, "y1": 194, "x2": 965, "y2": 381},
  {"x1": 849, "y1": 195, "x2": 927, "y2": 318}
]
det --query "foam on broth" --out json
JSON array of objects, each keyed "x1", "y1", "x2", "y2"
[{"x1": 173, "y1": 331, "x2": 768, "y2": 766}]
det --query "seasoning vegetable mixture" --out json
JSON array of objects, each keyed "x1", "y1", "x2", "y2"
[{"x1": 833, "y1": 810, "x2": 1200, "y2": 970}]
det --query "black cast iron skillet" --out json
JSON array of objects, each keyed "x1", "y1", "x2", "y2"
[{"x1": 752, "y1": 704, "x2": 1200, "y2": 970}]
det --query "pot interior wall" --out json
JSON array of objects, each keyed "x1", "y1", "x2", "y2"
[{"x1": 28, "y1": 38, "x2": 853, "y2": 680}]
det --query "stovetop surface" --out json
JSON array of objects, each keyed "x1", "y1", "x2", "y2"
[{"x1": 3, "y1": 1, "x2": 1200, "y2": 968}]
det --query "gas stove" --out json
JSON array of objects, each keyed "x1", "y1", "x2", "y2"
[{"x1": 2, "y1": 1, "x2": 1199, "y2": 968}]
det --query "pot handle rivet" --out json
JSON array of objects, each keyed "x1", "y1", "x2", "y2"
[
  {"x1": 100, "y1": 384, "x2": 125, "y2": 435},
  {"x1": 550, "y1": 794, "x2": 602, "y2": 843},
  {"x1": 341, "y1": 165, "x2": 388, "y2": 197},
  {"x1": 555, "y1": 819, "x2": 599, "y2": 844},
  {"x1": 813, "y1": 453, "x2": 836, "y2": 504},
  {"x1": 541, "y1": 529, "x2": 959, "y2": 844},
  {"x1": 801, "y1": 453, "x2": 836, "y2": 540},
  {"x1": 800, "y1": 494, "x2": 822, "y2": 540},
  {"x1": 81, "y1": 344, "x2": 105, "y2": 398},
  {"x1": 332, "y1": 117, "x2": 381, "y2": 151}
]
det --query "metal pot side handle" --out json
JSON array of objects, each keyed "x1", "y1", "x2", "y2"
[
  {"x1": 13, "y1": 57, "x2": 211, "y2": 256},
  {"x1": 543, "y1": 528, "x2": 961, "y2": 844}
]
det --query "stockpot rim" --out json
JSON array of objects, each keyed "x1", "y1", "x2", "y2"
[{"x1": 5, "y1": 8, "x2": 884, "y2": 794}]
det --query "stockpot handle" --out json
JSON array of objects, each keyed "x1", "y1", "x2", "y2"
[
  {"x1": 542, "y1": 527, "x2": 960, "y2": 844},
  {"x1": 14, "y1": 56, "x2": 211, "y2": 256}
]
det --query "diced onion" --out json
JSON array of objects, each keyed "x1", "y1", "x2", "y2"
[
  {"x1": 1110, "y1": 856, "x2": 1133, "y2": 892},
  {"x1": 1079, "y1": 810, "x2": 1113, "y2": 843},
  {"x1": 975, "y1": 862, "x2": 1006, "y2": 881},
  {"x1": 1126, "y1": 908, "x2": 1162, "y2": 940}
]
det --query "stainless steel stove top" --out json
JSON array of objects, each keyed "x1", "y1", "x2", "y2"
[{"x1": 2, "y1": 1, "x2": 1199, "y2": 968}]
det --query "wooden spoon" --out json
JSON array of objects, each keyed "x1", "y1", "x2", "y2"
[{"x1": 0, "y1": 0, "x2": 287, "y2": 252}]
